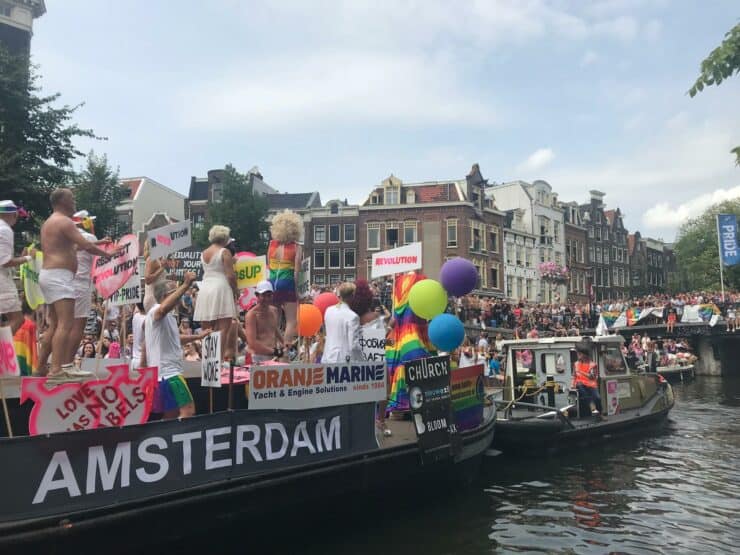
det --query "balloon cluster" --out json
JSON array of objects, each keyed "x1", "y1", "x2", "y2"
[{"x1": 408, "y1": 257, "x2": 478, "y2": 352}]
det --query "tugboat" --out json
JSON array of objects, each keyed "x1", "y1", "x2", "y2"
[{"x1": 491, "y1": 335, "x2": 674, "y2": 453}]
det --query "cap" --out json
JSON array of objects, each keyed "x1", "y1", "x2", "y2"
[
  {"x1": 0, "y1": 200, "x2": 18, "y2": 213},
  {"x1": 72, "y1": 210, "x2": 96, "y2": 221},
  {"x1": 255, "y1": 280, "x2": 274, "y2": 294}
]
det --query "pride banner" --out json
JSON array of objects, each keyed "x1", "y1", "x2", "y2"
[
  {"x1": 718, "y1": 214, "x2": 740, "y2": 266},
  {"x1": 451, "y1": 364, "x2": 484, "y2": 431}
]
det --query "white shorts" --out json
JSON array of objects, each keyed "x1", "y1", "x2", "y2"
[
  {"x1": 0, "y1": 271, "x2": 21, "y2": 315},
  {"x1": 74, "y1": 281, "x2": 93, "y2": 319},
  {"x1": 38, "y1": 268, "x2": 75, "y2": 305}
]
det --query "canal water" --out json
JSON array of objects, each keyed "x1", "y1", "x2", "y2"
[{"x1": 176, "y1": 375, "x2": 740, "y2": 554}]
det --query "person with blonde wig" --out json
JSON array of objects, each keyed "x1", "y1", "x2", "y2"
[
  {"x1": 268, "y1": 210, "x2": 303, "y2": 347},
  {"x1": 193, "y1": 225, "x2": 238, "y2": 362}
]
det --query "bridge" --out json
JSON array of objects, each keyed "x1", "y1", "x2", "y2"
[{"x1": 465, "y1": 322, "x2": 739, "y2": 376}]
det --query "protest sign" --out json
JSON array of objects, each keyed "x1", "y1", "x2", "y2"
[
  {"x1": 108, "y1": 265, "x2": 143, "y2": 306},
  {"x1": 201, "y1": 331, "x2": 222, "y2": 388},
  {"x1": 21, "y1": 249, "x2": 44, "y2": 309},
  {"x1": 147, "y1": 220, "x2": 191, "y2": 259},
  {"x1": 360, "y1": 327, "x2": 387, "y2": 363},
  {"x1": 451, "y1": 364, "x2": 484, "y2": 431},
  {"x1": 238, "y1": 287, "x2": 257, "y2": 311},
  {"x1": 248, "y1": 362, "x2": 386, "y2": 410},
  {"x1": 20, "y1": 365, "x2": 157, "y2": 435},
  {"x1": 405, "y1": 355, "x2": 459, "y2": 463},
  {"x1": 91, "y1": 234, "x2": 139, "y2": 299},
  {"x1": 235, "y1": 255, "x2": 267, "y2": 289},
  {"x1": 170, "y1": 246, "x2": 204, "y2": 281},
  {"x1": 371, "y1": 242, "x2": 422, "y2": 279},
  {"x1": 297, "y1": 257, "x2": 311, "y2": 297},
  {"x1": 0, "y1": 326, "x2": 19, "y2": 377}
]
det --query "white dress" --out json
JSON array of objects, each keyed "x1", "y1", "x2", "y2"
[{"x1": 193, "y1": 248, "x2": 236, "y2": 321}]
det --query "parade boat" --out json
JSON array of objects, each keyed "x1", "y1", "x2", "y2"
[
  {"x1": 490, "y1": 336, "x2": 674, "y2": 453},
  {"x1": 657, "y1": 363, "x2": 695, "y2": 383},
  {"x1": 0, "y1": 358, "x2": 494, "y2": 552}
]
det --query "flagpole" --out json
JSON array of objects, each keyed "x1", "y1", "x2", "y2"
[{"x1": 716, "y1": 214, "x2": 726, "y2": 302}]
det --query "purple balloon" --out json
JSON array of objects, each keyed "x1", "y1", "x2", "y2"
[{"x1": 440, "y1": 257, "x2": 478, "y2": 297}]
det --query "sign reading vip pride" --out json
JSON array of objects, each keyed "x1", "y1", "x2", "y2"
[
  {"x1": 91, "y1": 234, "x2": 139, "y2": 299},
  {"x1": 248, "y1": 362, "x2": 386, "y2": 410},
  {"x1": 405, "y1": 355, "x2": 459, "y2": 463},
  {"x1": 235, "y1": 255, "x2": 267, "y2": 289},
  {"x1": 147, "y1": 220, "x2": 192, "y2": 259},
  {"x1": 108, "y1": 265, "x2": 143, "y2": 306},
  {"x1": 451, "y1": 364, "x2": 485, "y2": 431},
  {"x1": 20, "y1": 365, "x2": 157, "y2": 435},
  {"x1": 0, "y1": 326, "x2": 19, "y2": 377},
  {"x1": 718, "y1": 214, "x2": 740, "y2": 266},
  {"x1": 371, "y1": 242, "x2": 422, "y2": 278},
  {"x1": 201, "y1": 331, "x2": 222, "y2": 388}
]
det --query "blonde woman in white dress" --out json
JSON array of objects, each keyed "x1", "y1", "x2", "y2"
[{"x1": 193, "y1": 225, "x2": 238, "y2": 363}]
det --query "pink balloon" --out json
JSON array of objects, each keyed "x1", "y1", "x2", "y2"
[
  {"x1": 92, "y1": 234, "x2": 139, "y2": 299},
  {"x1": 236, "y1": 251, "x2": 256, "y2": 259},
  {"x1": 314, "y1": 292, "x2": 339, "y2": 317}
]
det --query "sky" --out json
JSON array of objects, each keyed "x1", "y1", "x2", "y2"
[{"x1": 32, "y1": 0, "x2": 739, "y2": 242}]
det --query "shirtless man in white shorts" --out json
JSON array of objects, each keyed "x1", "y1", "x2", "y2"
[
  {"x1": 39, "y1": 189, "x2": 120, "y2": 381},
  {"x1": 244, "y1": 280, "x2": 284, "y2": 363}
]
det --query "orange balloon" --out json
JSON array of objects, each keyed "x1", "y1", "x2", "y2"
[{"x1": 298, "y1": 303, "x2": 323, "y2": 337}]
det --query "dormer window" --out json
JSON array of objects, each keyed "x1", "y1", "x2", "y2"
[
  {"x1": 406, "y1": 190, "x2": 415, "y2": 204},
  {"x1": 385, "y1": 185, "x2": 399, "y2": 205},
  {"x1": 330, "y1": 203, "x2": 339, "y2": 215}
]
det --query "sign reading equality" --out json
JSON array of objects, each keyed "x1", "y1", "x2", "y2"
[
  {"x1": 405, "y1": 355, "x2": 459, "y2": 463},
  {"x1": 147, "y1": 221, "x2": 192, "y2": 259},
  {"x1": 718, "y1": 214, "x2": 740, "y2": 266},
  {"x1": 170, "y1": 246, "x2": 204, "y2": 281},
  {"x1": 248, "y1": 362, "x2": 386, "y2": 410},
  {"x1": 371, "y1": 242, "x2": 422, "y2": 278}
]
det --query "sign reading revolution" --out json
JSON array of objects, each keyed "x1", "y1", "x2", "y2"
[{"x1": 371, "y1": 242, "x2": 422, "y2": 278}]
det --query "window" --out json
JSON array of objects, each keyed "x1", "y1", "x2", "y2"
[
  {"x1": 579, "y1": 242, "x2": 584, "y2": 263},
  {"x1": 211, "y1": 183, "x2": 223, "y2": 203},
  {"x1": 385, "y1": 186, "x2": 399, "y2": 205},
  {"x1": 406, "y1": 190, "x2": 415, "y2": 204},
  {"x1": 506, "y1": 275, "x2": 513, "y2": 297},
  {"x1": 344, "y1": 274, "x2": 355, "y2": 282},
  {"x1": 366, "y1": 259, "x2": 373, "y2": 280},
  {"x1": 329, "y1": 248, "x2": 341, "y2": 269},
  {"x1": 314, "y1": 274, "x2": 326, "y2": 285},
  {"x1": 314, "y1": 225, "x2": 326, "y2": 243},
  {"x1": 596, "y1": 249, "x2": 602, "y2": 263},
  {"x1": 525, "y1": 279, "x2": 532, "y2": 299},
  {"x1": 613, "y1": 267, "x2": 619, "y2": 285},
  {"x1": 554, "y1": 222, "x2": 560, "y2": 243},
  {"x1": 517, "y1": 277, "x2": 524, "y2": 298},
  {"x1": 329, "y1": 224, "x2": 340, "y2": 243},
  {"x1": 490, "y1": 226, "x2": 499, "y2": 253},
  {"x1": 540, "y1": 248, "x2": 545, "y2": 263},
  {"x1": 330, "y1": 203, "x2": 339, "y2": 215},
  {"x1": 595, "y1": 227, "x2": 601, "y2": 241},
  {"x1": 471, "y1": 225, "x2": 482, "y2": 252},
  {"x1": 343, "y1": 248, "x2": 355, "y2": 268},
  {"x1": 343, "y1": 223, "x2": 355, "y2": 242},
  {"x1": 526, "y1": 250, "x2": 532, "y2": 268},
  {"x1": 602, "y1": 346, "x2": 627, "y2": 375},
  {"x1": 588, "y1": 227, "x2": 594, "y2": 238},
  {"x1": 447, "y1": 219, "x2": 458, "y2": 247},
  {"x1": 604, "y1": 248, "x2": 609, "y2": 264},
  {"x1": 193, "y1": 213, "x2": 205, "y2": 229},
  {"x1": 313, "y1": 250, "x2": 325, "y2": 269},
  {"x1": 329, "y1": 274, "x2": 341, "y2": 285},
  {"x1": 0, "y1": 3, "x2": 12, "y2": 17},
  {"x1": 367, "y1": 223, "x2": 381, "y2": 250},
  {"x1": 403, "y1": 221, "x2": 417, "y2": 244},
  {"x1": 371, "y1": 194, "x2": 380, "y2": 205},
  {"x1": 516, "y1": 245, "x2": 523, "y2": 266},
  {"x1": 490, "y1": 265, "x2": 500, "y2": 289},
  {"x1": 385, "y1": 221, "x2": 399, "y2": 247}
]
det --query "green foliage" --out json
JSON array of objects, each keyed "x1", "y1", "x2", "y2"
[
  {"x1": 192, "y1": 164, "x2": 270, "y2": 253},
  {"x1": 688, "y1": 22, "x2": 740, "y2": 166},
  {"x1": 0, "y1": 45, "x2": 99, "y2": 235},
  {"x1": 673, "y1": 198, "x2": 740, "y2": 291},
  {"x1": 72, "y1": 152, "x2": 126, "y2": 238}
]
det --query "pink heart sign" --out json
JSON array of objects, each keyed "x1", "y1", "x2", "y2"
[{"x1": 91, "y1": 234, "x2": 140, "y2": 299}]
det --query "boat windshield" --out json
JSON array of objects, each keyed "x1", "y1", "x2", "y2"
[{"x1": 601, "y1": 345, "x2": 628, "y2": 375}]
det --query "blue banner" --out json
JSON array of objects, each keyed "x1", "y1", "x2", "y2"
[{"x1": 718, "y1": 214, "x2": 740, "y2": 266}]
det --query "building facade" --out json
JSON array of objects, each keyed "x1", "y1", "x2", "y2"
[
  {"x1": 117, "y1": 177, "x2": 186, "y2": 235},
  {"x1": 502, "y1": 209, "x2": 538, "y2": 302},
  {"x1": 645, "y1": 237, "x2": 666, "y2": 293},
  {"x1": 358, "y1": 165, "x2": 505, "y2": 296},
  {"x1": 487, "y1": 179, "x2": 566, "y2": 303},
  {"x1": 605, "y1": 208, "x2": 630, "y2": 300},
  {"x1": 302, "y1": 200, "x2": 359, "y2": 287},
  {"x1": 0, "y1": 0, "x2": 44, "y2": 55},
  {"x1": 628, "y1": 232, "x2": 647, "y2": 296},
  {"x1": 561, "y1": 201, "x2": 590, "y2": 304}
]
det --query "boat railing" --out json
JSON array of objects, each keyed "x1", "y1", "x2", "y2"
[{"x1": 491, "y1": 397, "x2": 576, "y2": 429}]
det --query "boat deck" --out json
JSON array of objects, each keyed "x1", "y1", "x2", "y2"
[{"x1": 376, "y1": 419, "x2": 418, "y2": 448}]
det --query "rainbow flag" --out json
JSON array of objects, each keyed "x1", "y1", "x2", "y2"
[
  {"x1": 386, "y1": 272, "x2": 436, "y2": 411},
  {"x1": 600, "y1": 311, "x2": 621, "y2": 328},
  {"x1": 697, "y1": 303, "x2": 720, "y2": 321},
  {"x1": 13, "y1": 317, "x2": 37, "y2": 376},
  {"x1": 451, "y1": 364, "x2": 484, "y2": 431},
  {"x1": 626, "y1": 307, "x2": 642, "y2": 326}
]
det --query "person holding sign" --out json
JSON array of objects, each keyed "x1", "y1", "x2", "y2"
[
  {"x1": 0, "y1": 200, "x2": 30, "y2": 334},
  {"x1": 143, "y1": 241, "x2": 174, "y2": 312},
  {"x1": 39, "y1": 189, "x2": 122, "y2": 382},
  {"x1": 268, "y1": 210, "x2": 303, "y2": 348},
  {"x1": 141, "y1": 271, "x2": 206, "y2": 419},
  {"x1": 193, "y1": 225, "x2": 238, "y2": 365}
]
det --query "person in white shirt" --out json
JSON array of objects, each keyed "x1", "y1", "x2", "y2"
[
  {"x1": 322, "y1": 282, "x2": 365, "y2": 363},
  {"x1": 130, "y1": 302, "x2": 146, "y2": 369},
  {"x1": 0, "y1": 200, "x2": 31, "y2": 334},
  {"x1": 477, "y1": 332, "x2": 489, "y2": 352},
  {"x1": 141, "y1": 271, "x2": 205, "y2": 419}
]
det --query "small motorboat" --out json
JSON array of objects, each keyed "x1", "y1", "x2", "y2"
[{"x1": 490, "y1": 335, "x2": 674, "y2": 453}]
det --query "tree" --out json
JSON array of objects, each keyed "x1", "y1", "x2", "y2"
[
  {"x1": 193, "y1": 164, "x2": 270, "y2": 253},
  {"x1": 72, "y1": 152, "x2": 126, "y2": 238},
  {"x1": 0, "y1": 45, "x2": 98, "y2": 235},
  {"x1": 688, "y1": 22, "x2": 740, "y2": 165},
  {"x1": 673, "y1": 199, "x2": 740, "y2": 291}
]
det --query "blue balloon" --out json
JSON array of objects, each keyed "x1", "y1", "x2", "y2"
[{"x1": 428, "y1": 313, "x2": 465, "y2": 352}]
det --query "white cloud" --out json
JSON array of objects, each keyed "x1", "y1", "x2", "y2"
[
  {"x1": 581, "y1": 50, "x2": 600, "y2": 67},
  {"x1": 518, "y1": 148, "x2": 556, "y2": 172},
  {"x1": 642, "y1": 186, "x2": 740, "y2": 229},
  {"x1": 179, "y1": 51, "x2": 497, "y2": 130}
]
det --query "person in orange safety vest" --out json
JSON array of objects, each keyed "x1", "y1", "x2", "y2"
[{"x1": 572, "y1": 346, "x2": 603, "y2": 418}]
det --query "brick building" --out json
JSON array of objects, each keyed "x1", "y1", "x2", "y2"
[
  {"x1": 302, "y1": 200, "x2": 359, "y2": 287},
  {"x1": 357, "y1": 164, "x2": 504, "y2": 296},
  {"x1": 561, "y1": 201, "x2": 589, "y2": 304}
]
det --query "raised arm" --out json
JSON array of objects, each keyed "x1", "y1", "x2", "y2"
[
  {"x1": 63, "y1": 219, "x2": 117, "y2": 257},
  {"x1": 154, "y1": 272, "x2": 196, "y2": 321}
]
